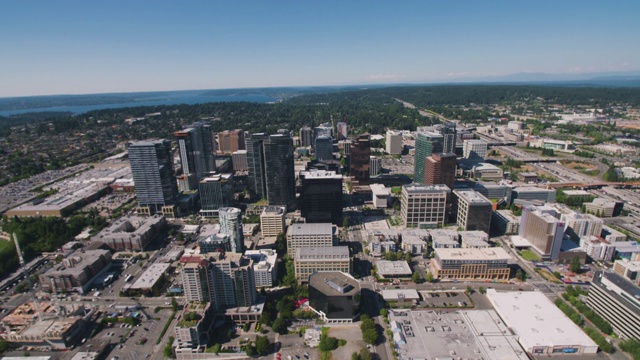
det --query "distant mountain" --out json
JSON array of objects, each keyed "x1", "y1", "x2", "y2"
[{"x1": 426, "y1": 70, "x2": 640, "y2": 87}]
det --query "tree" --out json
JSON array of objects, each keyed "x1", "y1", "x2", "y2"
[
  {"x1": 466, "y1": 285, "x2": 473, "y2": 295},
  {"x1": 358, "y1": 348, "x2": 373, "y2": 360},
  {"x1": 255, "y1": 336, "x2": 270, "y2": 356},
  {"x1": 411, "y1": 271, "x2": 422, "y2": 284},
  {"x1": 163, "y1": 336, "x2": 175, "y2": 358},
  {"x1": 272, "y1": 317, "x2": 288, "y2": 334},
  {"x1": 515, "y1": 269, "x2": 526, "y2": 281},
  {"x1": 425, "y1": 272, "x2": 434, "y2": 283},
  {"x1": 360, "y1": 315, "x2": 378, "y2": 345},
  {"x1": 478, "y1": 286, "x2": 486, "y2": 295},
  {"x1": 379, "y1": 308, "x2": 388, "y2": 317},
  {"x1": 343, "y1": 217, "x2": 349, "y2": 229},
  {"x1": 319, "y1": 336, "x2": 338, "y2": 352},
  {"x1": 171, "y1": 299, "x2": 178, "y2": 311},
  {"x1": 569, "y1": 256, "x2": 582, "y2": 273}
]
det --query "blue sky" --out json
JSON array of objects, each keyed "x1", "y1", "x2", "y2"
[{"x1": 1, "y1": 0, "x2": 639, "y2": 97}]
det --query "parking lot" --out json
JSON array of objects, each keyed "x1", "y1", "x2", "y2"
[{"x1": 419, "y1": 290, "x2": 472, "y2": 308}]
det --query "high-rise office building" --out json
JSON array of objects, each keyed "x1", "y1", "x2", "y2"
[
  {"x1": 219, "y1": 207, "x2": 244, "y2": 253},
  {"x1": 129, "y1": 140, "x2": 179, "y2": 215},
  {"x1": 370, "y1": 156, "x2": 382, "y2": 177},
  {"x1": 386, "y1": 130, "x2": 403, "y2": 155},
  {"x1": 414, "y1": 131, "x2": 444, "y2": 184},
  {"x1": 181, "y1": 257, "x2": 214, "y2": 302},
  {"x1": 314, "y1": 135, "x2": 333, "y2": 161},
  {"x1": 294, "y1": 246, "x2": 350, "y2": 284},
  {"x1": 518, "y1": 205, "x2": 565, "y2": 261},
  {"x1": 287, "y1": 223, "x2": 335, "y2": 250},
  {"x1": 264, "y1": 132, "x2": 295, "y2": 209},
  {"x1": 218, "y1": 129, "x2": 245, "y2": 154},
  {"x1": 300, "y1": 170, "x2": 343, "y2": 224},
  {"x1": 245, "y1": 133, "x2": 268, "y2": 199},
  {"x1": 174, "y1": 129, "x2": 199, "y2": 191},
  {"x1": 463, "y1": 139, "x2": 488, "y2": 161},
  {"x1": 199, "y1": 174, "x2": 234, "y2": 218},
  {"x1": 175, "y1": 123, "x2": 216, "y2": 186},
  {"x1": 434, "y1": 122, "x2": 457, "y2": 154},
  {"x1": 400, "y1": 184, "x2": 450, "y2": 227},
  {"x1": 231, "y1": 150, "x2": 248, "y2": 172},
  {"x1": 300, "y1": 126, "x2": 313, "y2": 147},
  {"x1": 454, "y1": 190, "x2": 492, "y2": 233},
  {"x1": 424, "y1": 153, "x2": 456, "y2": 190},
  {"x1": 561, "y1": 212, "x2": 603, "y2": 240},
  {"x1": 336, "y1": 122, "x2": 348, "y2": 140},
  {"x1": 313, "y1": 123, "x2": 333, "y2": 147},
  {"x1": 350, "y1": 134, "x2": 371, "y2": 185}
]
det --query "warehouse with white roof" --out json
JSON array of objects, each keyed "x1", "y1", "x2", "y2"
[{"x1": 486, "y1": 289, "x2": 598, "y2": 355}]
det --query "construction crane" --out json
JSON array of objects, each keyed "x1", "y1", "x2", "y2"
[{"x1": 13, "y1": 232, "x2": 41, "y2": 322}]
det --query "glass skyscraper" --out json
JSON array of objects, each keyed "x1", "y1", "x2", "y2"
[
  {"x1": 414, "y1": 131, "x2": 443, "y2": 184},
  {"x1": 129, "y1": 139, "x2": 179, "y2": 214}
]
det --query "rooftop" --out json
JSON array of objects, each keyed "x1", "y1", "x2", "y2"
[
  {"x1": 403, "y1": 183, "x2": 451, "y2": 194},
  {"x1": 376, "y1": 260, "x2": 412, "y2": 276},
  {"x1": 380, "y1": 289, "x2": 420, "y2": 301},
  {"x1": 300, "y1": 169, "x2": 342, "y2": 180},
  {"x1": 486, "y1": 290, "x2": 597, "y2": 351},
  {"x1": 370, "y1": 183, "x2": 391, "y2": 196},
  {"x1": 41, "y1": 249, "x2": 110, "y2": 277},
  {"x1": 454, "y1": 190, "x2": 492, "y2": 204},
  {"x1": 128, "y1": 262, "x2": 171, "y2": 290},
  {"x1": 434, "y1": 248, "x2": 511, "y2": 261},
  {"x1": 295, "y1": 246, "x2": 350, "y2": 261},
  {"x1": 593, "y1": 271, "x2": 640, "y2": 314},
  {"x1": 288, "y1": 223, "x2": 334, "y2": 237},
  {"x1": 308, "y1": 271, "x2": 359, "y2": 296},
  {"x1": 261, "y1": 206, "x2": 285, "y2": 216}
]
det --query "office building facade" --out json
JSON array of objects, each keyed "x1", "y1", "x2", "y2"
[
  {"x1": 300, "y1": 170, "x2": 343, "y2": 224},
  {"x1": 231, "y1": 150, "x2": 248, "y2": 172},
  {"x1": 218, "y1": 129, "x2": 245, "y2": 154},
  {"x1": 199, "y1": 174, "x2": 234, "y2": 217},
  {"x1": 518, "y1": 205, "x2": 564, "y2": 261},
  {"x1": 260, "y1": 206, "x2": 286, "y2": 240},
  {"x1": 245, "y1": 133, "x2": 268, "y2": 199},
  {"x1": 286, "y1": 223, "x2": 335, "y2": 250},
  {"x1": 587, "y1": 271, "x2": 640, "y2": 340},
  {"x1": 386, "y1": 130, "x2": 403, "y2": 155},
  {"x1": 424, "y1": 153, "x2": 456, "y2": 190},
  {"x1": 129, "y1": 140, "x2": 179, "y2": 215},
  {"x1": 300, "y1": 126, "x2": 313, "y2": 147},
  {"x1": 454, "y1": 190, "x2": 493, "y2": 233},
  {"x1": 414, "y1": 131, "x2": 444, "y2": 184},
  {"x1": 430, "y1": 248, "x2": 511, "y2": 280},
  {"x1": 314, "y1": 135, "x2": 333, "y2": 161},
  {"x1": 401, "y1": 184, "x2": 450, "y2": 227},
  {"x1": 463, "y1": 139, "x2": 488, "y2": 160},
  {"x1": 293, "y1": 246, "x2": 351, "y2": 284},
  {"x1": 350, "y1": 134, "x2": 371, "y2": 185},
  {"x1": 336, "y1": 122, "x2": 348, "y2": 140},
  {"x1": 264, "y1": 132, "x2": 296, "y2": 209},
  {"x1": 219, "y1": 207, "x2": 244, "y2": 253},
  {"x1": 370, "y1": 156, "x2": 382, "y2": 177}
]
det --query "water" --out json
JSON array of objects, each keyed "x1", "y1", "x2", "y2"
[{"x1": 0, "y1": 93, "x2": 279, "y2": 117}]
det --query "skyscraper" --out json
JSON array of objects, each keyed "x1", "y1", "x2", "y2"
[
  {"x1": 264, "y1": 132, "x2": 295, "y2": 209},
  {"x1": 414, "y1": 130, "x2": 443, "y2": 184},
  {"x1": 519, "y1": 205, "x2": 565, "y2": 261},
  {"x1": 245, "y1": 133, "x2": 268, "y2": 199},
  {"x1": 300, "y1": 126, "x2": 313, "y2": 147},
  {"x1": 175, "y1": 123, "x2": 216, "y2": 190},
  {"x1": 313, "y1": 123, "x2": 333, "y2": 146},
  {"x1": 424, "y1": 153, "x2": 456, "y2": 190},
  {"x1": 219, "y1": 207, "x2": 244, "y2": 253},
  {"x1": 386, "y1": 130, "x2": 403, "y2": 155},
  {"x1": 129, "y1": 140, "x2": 179, "y2": 215},
  {"x1": 199, "y1": 174, "x2": 234, "y2": 218},
  {"x1": 300, "y1": 170, "x2": 343, "y2": 224},
  {"x1": 350, "y1": 134, "x2": 371, "y2": 185},
  {"x1": 434, "y1": 122, "x2": 457, "y2": 154},
  {"x1": 218, "y1": 129, "x2": 245, "y2": 154},
  {"x1": 336, "y1": 121, "x2": 348, "y2": 140},
  {"x1": 314, "y1": 135, "x2": 333, "y2": 161}
]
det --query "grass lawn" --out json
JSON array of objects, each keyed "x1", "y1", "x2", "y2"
[{"x1": 520, "y1": 249, "x2": 540, "y2": 261}]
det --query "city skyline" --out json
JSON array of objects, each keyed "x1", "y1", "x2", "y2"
[{"x1": 2, "y1": 0, "x2": 640, "y2": 97}]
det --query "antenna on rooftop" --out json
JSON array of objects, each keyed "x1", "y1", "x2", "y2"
[{"x1": 13, "y1": 233, "x2": 41, "y2": 322}]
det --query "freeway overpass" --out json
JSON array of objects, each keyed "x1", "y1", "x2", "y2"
[{"x1": 547, "y1": 181, "x2": 640, "y2": 189}]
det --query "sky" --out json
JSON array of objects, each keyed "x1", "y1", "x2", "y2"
[{"x1": 1, "y1": 0, "x2": 640, "y2": 97}]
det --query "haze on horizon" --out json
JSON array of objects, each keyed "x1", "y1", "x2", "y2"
[{"x1": 1, "y1": 0, "x2": 639, "y2": 98}]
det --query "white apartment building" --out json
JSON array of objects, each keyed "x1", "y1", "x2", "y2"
[
  {"x1": 401, "y1": 184, "x2": 450, "y2": 227},
  {"x1": 245, "y1": 249, "x2": 278, "y2": 287},
  {"x1": 561, "y1": 212, "x2": 603, "y2": 240},
  {"x1": 370, "y1": 184, "x2": 390, "y2": 208},
  {"x1": 286, "y1": 223, "x2": 335, "y2": 250}
]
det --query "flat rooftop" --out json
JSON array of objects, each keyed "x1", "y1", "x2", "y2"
[
  {"x1": 592, "y1": 271, "x2": 640, "y2": 316},
  {"x1": 376, "y1": 260, "x2": 412, "y2": 276},
  {"x1": 454, "y1": 190, "x2": 492, "y2": 204},
  {"x1": 295, "y1": 246, "x2": 349, "y2": 261},
  {"x1": 128, "y1": 262, "x2": 170, "y2": 290},
  {"x1": 288, "y1": 223, "x2": 334, "y2": 237},
  {"x1": 486, "y1": 290, "x2": 597, "y2": 351},
  {"x1": 403, "y1": 184, "x2": 451, "y2": 194},
  {"x1": 381, "y1": 289, "x2": 420, "y2": 301},
  {"x1": 262, "y1": 206, "x2": 285, "y2": 216},
  {"x1": 389, "y1": 309, "x2": 528, "y2": 360},
  {"x1": 434, "y1": 248, "x2": 511, "y2": 261},
  {"x1": 41, "y1": 249, "x2": 110, "y2": 277},
  {"x1": 299, "y1": 169, "x2": 342, "y2": 180},
  {"x1": 370, "y1": 183, "x2": 390, "y2": 196},
  {"x1": 308, "y1": 271, "x2": 359, "y2": 296}
]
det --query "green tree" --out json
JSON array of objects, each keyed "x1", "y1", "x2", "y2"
[
  {"x1": 478, "y1": 286, "x2": 486, "y2": 294},
  {"x1": 411, "y1": 271, "x2": 422, "y2": 284},
  {"x1": 343, "y1": 217, "x2": 349, "y2": 229},
  {"x1": 0, "y1": 339, "x2": 10, "y2": 353},
  {"x1": 272, "y1": 317, "x2": 288, "y2": 334},
  {"x1": 163, "y1": 336, "x2": 175, "y2": 358},
  {"x1": 466, "y1": 285, "x2": 473, "y2": 295},
  {"x1": 359, "y1": 348, "x2": 373, "y2": 360},
  {"x1": 569, "y1": 256, "x2": 582, "y2": 273},
  {"x1": 255, "y1": 336, "x2": 270, "y2": 356},
  {"x1": 171, "y1": 299, "x2": 178, "y2": 311},
  {"x1": 425, "y1": 272, "x2": 434, "y2": 283},
  {"x1": 379, "y1": 308, "x2": 388, "y2": 317},
  {"x1": 515, "y1": 269, "x2": 526, "y2": 281},
  {"x1": 319, "y1": 336, "x2": 338, "y2": 352}
]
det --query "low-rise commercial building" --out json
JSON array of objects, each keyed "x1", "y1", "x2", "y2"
[
  {"x1": 491, "y1": 209, "x2": 520, "y2": 235},
  {"x1": 487, "y1": 289, "x2": 598, "y2": 355},
  {"x1": 602, "y1": 225, "x2": 628, "y2": 243},
  {"x1": 125, "y1": 262, "x2": 171, "y2": 294},
  {"x1": 430, "y1": 248, "x2": 511, "y2": 280},
  {"x1": 454, "y1": 190, "x2": 492, "y2": 233},
  {"x1": 308, "y1": 272, "x2": 360, "y2": 323},
  {"x1": 92, "y1": 215, "x2": 165, "y2": 251},
  {"x1": 294, "y1": 246, "x2": 350, "y2": 284},
  {"x1": 460, "y1": 231, "x2": 490, "y2": 248},
  {"x1": 39, "y1": 249, "x2": 112, "y2": 293},
  {"x1": 584, "y1": 198, "x2": 624, "y2": 217},
  {"x1": 286, "y1": 223, "x2": 335, "y2": 251},
  {"x1": 429, "y1": 229, "x2": 459, "y2": 249},
  {"x1": 511, "y1": 186, "x2": 556, "y2": 204},
  {"x1": 588, "y1": 271, "x2": 640, "y2": 340},
  {"x1": 369, "y1": 240, "x2": 397, "y2": 257},
  {"x1": 613, "y1": 259, "x2": 640, "y2": 286},
  {"x1": 400, "y1": 232, "x2": 428, "y2": 254},
  {"x1": 370, "y1": 184, "x2": 390, "y2": 208},
  {"x1": 375, "y1": 260, "x2": 412, "y2": 278}
]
